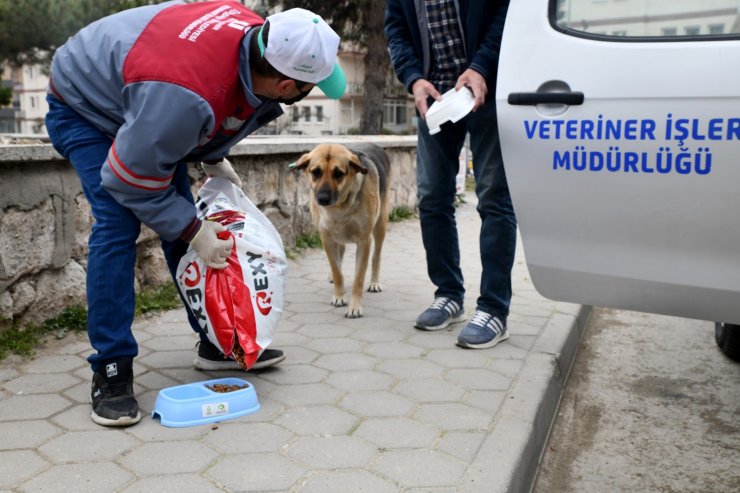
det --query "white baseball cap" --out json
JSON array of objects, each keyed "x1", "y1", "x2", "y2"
[{"x1": 258, "y1": 8, "x2": 346, "y2": 99}]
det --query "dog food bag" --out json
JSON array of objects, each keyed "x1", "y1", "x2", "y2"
[{"x1": 176, "y1": 177, "x2": 287, "y2": 370}]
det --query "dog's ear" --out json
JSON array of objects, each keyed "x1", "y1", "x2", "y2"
[
  {"x1": 348, "y1": 153, "x2": 368, "y2": 175},
  {"x1": 292, "y1": 153, "x2": 311, "y2": 171}
]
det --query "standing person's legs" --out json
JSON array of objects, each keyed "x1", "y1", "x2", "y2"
[
  {"x1": 46, "y1": 94, "x2": 141, "y2": 425},
  {"x1": 456, "y1": 102, "x2": 517, "y2": 349},
  {"x1": 468, "y1": 103, "x2": 517, "y2": 317},
  {"x1": 414, "y1": 114, "x2": 468, "y2": 330}
]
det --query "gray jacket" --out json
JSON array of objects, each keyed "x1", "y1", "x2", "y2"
[{"x1": 50, "y1": 0, "x2": 282, "y2": 240}]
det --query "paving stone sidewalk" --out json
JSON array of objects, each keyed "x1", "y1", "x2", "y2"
[{"x1": 0, "y1": 192, "x2": 589, "y2": 493}]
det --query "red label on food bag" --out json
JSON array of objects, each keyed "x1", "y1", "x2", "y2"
[
  {"x1": 204, "y1": 237, "x2": 260, "y2": 369},
  {"x1": 256, "y1": 291, "x2": 272, "y2": 315}
]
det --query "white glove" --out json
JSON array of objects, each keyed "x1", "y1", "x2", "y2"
[
  {"x1": 189, "y1": 221, "x2": 233, "y2": 269},
  {"x1": 202, "y1": 158, "x2": 243, "y2": 188}
]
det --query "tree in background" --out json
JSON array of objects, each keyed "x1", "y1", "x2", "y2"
[
  {"x1": 0, "y1": 0, "x2": 163, "y2": 67},
  {"x1": 0, "y1": 85, "x2": 11, "y2": 106},
  {"x1": 267, "y1": 0, "x2": 390, "y2": 135},
  {"x1": 0, "y1": 1, "x2": 395, "y2": 134}
]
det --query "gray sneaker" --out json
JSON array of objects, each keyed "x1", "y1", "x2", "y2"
[
  {"x1": 457, "y1": 310, "x2": 509, "y2": 349},
  {"x1": 415, "y1": 297, "x2": 466, "y2": 331}
]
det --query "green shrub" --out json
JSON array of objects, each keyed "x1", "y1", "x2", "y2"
[
  {"x1": 389, "y1": 206, "x2": 415, "y2": 222},
  {"x1": 0, "y1": 305, "x2": 87, "y2": 359},
  {"x1": 0, "y1": 86, "x2": 12, "y2": 107},
  {"x1": 0, "y1": 324, "x2": 38, "y2": 359},
  {"x1": 135, "y1": 283, "x2": 181, "y2": 316},
  {"x1": 42, "y1": 305, "x2": 87, "y2": 338},
  {"x1": 295, "y1": 232, "x2": 322, "y2": 249},
  {"x1": 286, "y1": 232, "x2": 323, "y2": 260},
  {"x1": 0, "y1": 283, "x2": 183, "y2": 361}
]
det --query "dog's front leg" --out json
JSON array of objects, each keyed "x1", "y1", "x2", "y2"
[
  {"x1": 321, "y1": 235, "x2": 346, "y2": 307},
  {"x1": 347, "y1": 238, "x2": 372, "y2": 318},
  {"x1": 368, "y1": 213, "x2": 388, "y2": 293},
  {"x1": 327, "y1": 244, "x2": 345, "y2": 284}
]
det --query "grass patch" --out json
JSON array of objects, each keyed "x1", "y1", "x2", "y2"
[
  {"x1": 0, "y1": 305, "x2": 87, "y2": 360},
  {"x1": 0, "y1": 324, "x2": 40, "y2": 359},
  {"x1": 134, "y1": 283, "x2": 181, "y2": 316},
  {"x1": 389, "y1": 206, "x2": 415, "y2": 222},
  {"x1": 41, "y1": 305, "x2": 87, "y2": 339},
  {"x1": 295, "y1": 232, "x2": 322, "y2": 250},
  {"x1": 0, "y1": 283, "x2": 183, "y2": 361},
  {"x1": 286, "y1": 231, "x2": 323, "y2": 260}
]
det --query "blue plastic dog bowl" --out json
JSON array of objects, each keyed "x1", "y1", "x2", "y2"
[{"x1": 152, "y1": 377, "x2": 260, "y2": 427}]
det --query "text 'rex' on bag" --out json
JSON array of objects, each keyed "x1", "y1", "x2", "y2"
[{"x1": 176, "y1": 177, "x2": 287, "y2": 370}]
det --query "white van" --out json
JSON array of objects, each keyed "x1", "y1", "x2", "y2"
[{"x1": 496, "y1": 0, "x2": 740, "y2": 359}]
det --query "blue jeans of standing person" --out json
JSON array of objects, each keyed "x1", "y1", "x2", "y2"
[
  {"x1": 45, "y1": 94, "x2": 206, "y2": 372},
  {"x1": 415, "y1": 100, "x2": 517, "y2": 319}
]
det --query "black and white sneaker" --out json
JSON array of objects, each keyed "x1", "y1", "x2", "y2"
[
  {"x1": 193, "y1": 339, "x2": 285, "y2": 371},
  {"x1": 456, "y1": 310, "x2": 510, "y2": 349},
  {"x1": 415, "y1": 297, "x2": 466, "y2": 331},
  {"x1": 90, "y1": 359, "x2": 141, "y2": 427}
]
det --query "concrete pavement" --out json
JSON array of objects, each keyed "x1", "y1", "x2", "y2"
[
  {"x1": 533, "y1": 308, "x2": 740, "y2": 493},
  {"x1": 0, "y1": 192, "x2": 590, "y2": 493}
]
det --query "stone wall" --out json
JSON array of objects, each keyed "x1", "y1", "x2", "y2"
[{"x1": 0, "y1": 136, "x2": 418, "y2": 327}]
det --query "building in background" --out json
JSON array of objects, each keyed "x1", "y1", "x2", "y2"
[
  {"x1": 0, "y1": 61, "x2": 48, "y2": 134},
  {"x1": 270, "y1": 49, "x2": 415, "y2": 136},
  {"x1": 557, "y1": 0, "x2": 740, "y2": 36}
]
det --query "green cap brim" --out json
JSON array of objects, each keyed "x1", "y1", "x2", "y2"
[{"x1": 317, "y1": 63, "x2": 346, "y2": 100}]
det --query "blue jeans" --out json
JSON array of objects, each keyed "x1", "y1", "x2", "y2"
[
  {"x1": 45, "y1": 94, "x2": 206, "y2": 371},
  {"x1": 416, "y1": 100, "x2": 517, "y2": 319}
]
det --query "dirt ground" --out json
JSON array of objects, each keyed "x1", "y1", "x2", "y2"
[{"x1": 533, "y1": 308, "x2": 740, "y2": 493}]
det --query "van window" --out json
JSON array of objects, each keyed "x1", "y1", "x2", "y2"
[{"x1": 554, "y1": 0, "x2": 740, "y2": 39}]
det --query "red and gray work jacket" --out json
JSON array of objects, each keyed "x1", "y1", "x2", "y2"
[{"x1": 50, "y1": 0, "x2": 282, "y2": 241}]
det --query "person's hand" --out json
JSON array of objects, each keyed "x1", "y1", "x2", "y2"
[
  {"x1": 189, "y1": 221, "x2": 233, "y2": 269},
  {"x1": 456, "y1": 69, "x2": 487, "y2": 111},
  {"x1": 411, "y1": 79, "x2": 442, "y2": 118},
  {"x1": 202, "y1": 158, "x2": 243, "y2": 188}
]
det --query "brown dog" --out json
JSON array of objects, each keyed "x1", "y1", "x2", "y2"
[{"x1": 294, "y1": 143, "x2": 391, "y2": 318}]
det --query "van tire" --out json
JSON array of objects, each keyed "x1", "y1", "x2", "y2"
[{"x1": 715, "y1": 322, "x2": 740, "y2": 362}]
